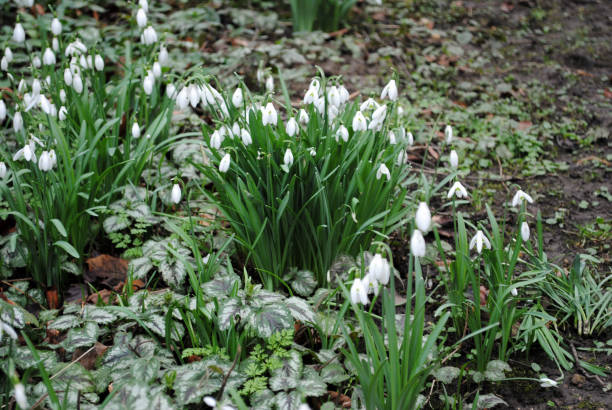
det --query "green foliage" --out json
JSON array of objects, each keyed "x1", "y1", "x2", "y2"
[{"x1": 290, "y1": 0, "x2": 358, "y2": 32}]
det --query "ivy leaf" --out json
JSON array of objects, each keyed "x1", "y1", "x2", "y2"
[
  {"x1": 284, "y1": 269, "x2": 317, "y2": 296},
  {"x1": 285, "y1": 297, "x2": 315, "y2": 324},
  {"x1": 248, "y1": 303, "x2": 293, "y2": 338}
]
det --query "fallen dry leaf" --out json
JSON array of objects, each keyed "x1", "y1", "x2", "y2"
[
  {"x1": 603, "y1": 88, "x2": 612, "y2": 99},
  {"x1": 85, "y1": 254, "x2": 128, "y2": 287},
  {"x1": 517, "y1": 121, "x2": 532, "y2": 131},
  {"x1": 73, "y1": 342, "x2": 108, "y2": 370},
  {"x1": 87, "y1": 289, "x2": 114, "y2": 305},
  {"x1": 328, "y1": 390, "x2": 351, "y2": 408},
  {"x1": 46, "y1": 288, "x2": 59, "y2": 309}
]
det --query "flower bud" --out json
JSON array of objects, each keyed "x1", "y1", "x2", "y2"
[
  {"x1": 449, "y1": 150, "x2": 458, "y2": 168},
  {"x1": 51, "y1": 18, "x2": 62, "y2": 36},
  {"x1": 415, "y1": 202, "x2": 431, "y2": 232},
  {"x1": 132, "y1": 122, "x2": 141, "y2": 138},
  {"x1": 94, "y1": 54, "x2": 104, "y2": 71},
  {"x1": 521, "y1": 221, "x2": 530, "y2": 242},
  {"x1": 13, "y1": 23, "x2": 25, "y2": 43},
  {"x1": 219, "y1": 153, "x2": 230, "y2": 173},
  {"x1": 136, "y1": 8, "x2": 147, "y2": 28},
  {"x1": 285, "y1": 117, "x2": 298, "y2": 137},
  {"x1": 411, "y1": 229, "x2": 426, "y2": 257},
  {"x1": 171, "y1": 183, "x2": 181, "y2": 204}
]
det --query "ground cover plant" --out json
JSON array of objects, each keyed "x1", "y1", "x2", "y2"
[{"x1": 0, "y1": 0, "x2": 610, "y2": 409}]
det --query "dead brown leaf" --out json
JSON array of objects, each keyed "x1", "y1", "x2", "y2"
[
  {"x1": 85, "y1": 254, "x2": 128, "y2": 287},
  {"x1": 604, "y1": 88, "x2": 612, "y2": 99},
  {"x1": 73, "y1": 342, "x2": 108, "y2": 370},
  {"x1": 87, "y1": 289, "x2": 114, "y2": 305},
  {"x1": 328, "y1": 391, "x2": 351, "y2": 408},
  {"x1": 517, "y1": 121, "x2": 532, "y2": 131}
]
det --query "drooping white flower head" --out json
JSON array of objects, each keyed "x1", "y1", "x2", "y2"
[
  {"x1": 58, "y1": 106, "x2": 67, "y2": 121},
  {"x1": 444, "y1": 125, "x2": 453, "y2": 144},
  {"x1": 219, "y1": 153, "x2": 230, "y2": 173},
  {"x1": 65, "y1": 39, "x2": 87, "y2": 57},
  {"x1": 511, "y1": 190, "x2": 534, "y2": 207},
  {"x1": 171, "y1": 183, "x2": 181, "y2": 204},
  {"x1": 13, "y1": 23, "x2": 25, "y2": 43},
  {"x1": 285, "y1": 117, "x2": 298, "y2": 137},
  {"x1": 539, "y1": 378, "x2": 558, "y2": 388},
  {"x1": 51, "y1": 17, "x2": 62, "y2": 36},
  {"x1": 350, "y1": 277, "x2": 369, "y2": 305},
  {"x1": 261, "y1": 102, "x2": 277, "y2": 126},
  {"x1": 510, "y1": 287, "x2": 518, "y2": 297},
  {"x1": 142, "y1": 26, "x2": 158, "y2": 45},
  {"x1": 372, "y1": 104, "x2": 387, "y2": 124},
  {"x1": 303, "y1": 87, "x2": 318, "y2": 105},
  {"x1": 265, "y1": 76, "x2": 274, "y2": 93},
  {"x1": 352, "y1": 111, "x2": 367, "y2": 131},
  {"x1": 210, "y1": 130, "x2": 223, "y2": 150},
  {"x1": 231, "y1": 88, "x2": 243, "y2": 107},
  {"x1": 388, "y1": 130, "x2": 396, "y2": 145},
  {"x1": 72, "y1": 75, "x2": 83, "y2": 93},
  {"x1": 336, "y1": 125, "x2": 349, "y2": 143},
  {"x1": 469, "y1": 230, "x2": 491, "y2": 254},
  {"x1": 136, "y1": 8, "x2": 147, "y2": 28},
  {"x1": 143, "y1": 72, "x2": 155, "y2": 95},
  {"x1": 0, "y1": 162, "x2": 7, "y2": 178},
  {"x1": 14, "y1": 383, "x2": 27, "y2": 410},
  {"x1": 447, "y1": 181, "x2": 468, "y2": 199},
  {"x1": 132, "y1": 122, "x2": 141, "y2": 138},
  {"x1": 159, "y1": 45, "x2": 168, "y2": 66},
  {"x1": 241, "y1": 128, "x2": 252, "y2": 146},
  {"x1": 38, "y1": 151, "x2": 54, "y2": 172},
  {"x1": 411, "y1": 229, "x2": 426, "y2": 257},
  {"x1": 0, "y1": 100, "x2": 5, "y2": 122},
  {"x1": 283, "y1": 148, "x2": 294, "y2": 168},
  {"x1": 13, "y1": 111, "x2": 23, "y2": 133},
  {"x1": 0, "y1": 56, "x2": 7, "y2": 71},
  {"x1": 139, "y1": 0, "x2": 149, "y2": 13},
  {"x1": 415, "y1": 202, "x2": 431, "y2": 232},
  {"x1": 338, "y1": 85, "x2": 349, "y2": 104},
  {"x1": 298, "y1": 109, "x2": 309, "y2": 125},
  {"x1": 327, "y1": 86, "x2": 340, "y2": 108},
  {"x1": 94, "y1": 55, "x2": 104, "y2": 71},
  {"x1": 381, "y1": 79, "x2": 398, "y2": 101},
  {"x1": 51, "y1": 37, "x2": 59, "y2": 52},
  {"x1": 396, "y1": 150, "x2": 407, "y2": 165},
  {"x1": 42, "y1": 48, "x2": 56, "y2": 66},
  {"x1": 4, "y1": 47, "x2": 13, "y2": 63},
  {"x1": 376, "y1": 163, "x2": 390, "y2": 181},
  {"x1": 449, "y1": 150, "x2": 459, "y2": 168},
  {"x1": 520, "y1": 221, "x2": 530, "y2": 242},
  {"x1": 360, "y1": 98, "x2": 379, "y2": 112},
  {"x1": 32, "y1": 55, "x2": 41, "y2": 68},
  {"x1": 369, "y1": 254, "x2": 390, "y2": 285},
  {"x1": 176, "y1": 87, "x2": 188, "y2": 109},
  {"x1": 314, "y1": 97, "x2": 325, "y2": 115}
]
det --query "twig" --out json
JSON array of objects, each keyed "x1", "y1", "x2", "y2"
[
  {"x1": 50, "y1": 345, "x2": 96, "y2": 380},
  {"x1": 217, "y1": 345, "x2": 241, "y2": 399},
  {"x1": 570, "y1": 341, "x2": 606, "y2": 387},
  {"x1": 1, "y1": 280, "x2": 46, "y2": 310}
]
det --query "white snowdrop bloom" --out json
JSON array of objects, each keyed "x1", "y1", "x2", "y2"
[
  {"x1": 411, "y1": 229, "x2": 426, "y2": 257},
  {"x1": 231, "y1": 88, "x2": 243, "y2": 107},
  {"x1": 131, "y1": 122, "x2": 143, "y2": 139},
  {"x1": 94, "y1": 55, "x2": 104, "y2": 71},
  {"x1": 59, "y1": 89, "x2": 66, "y2": 103},
  {"x1": 52, "y1": 37, "x2": 59, "y2": 52},
  {"x1": 210, "y1": 130, "x2": 223, "y2": 149},
  {"x1": 13, "y1": 23, "x2": 25, "y2": 43},
  {"x1": 450, "y1": 150, "x2": 459, "y2": 168},
  {"x1": 389, "y1": 130, "x2": 396, "y2": 145},
  {"x1": 261, "y1": 102, "x2": 277, "y2": 126},
  {"x1": 32, "y1": 56, "x2": 41, "y2": 68},
  {"x1": 447, "y1": 181, "x2": 468, "y2": 199},
  {"x1": 142, "y1": 26, "x2": 158, "y2": 45},
  {"x1": 309, "y1": 79, "x2": 321, "y2": 93},
  {"x1": 4, "y1": 47, "x2": 13, "y2": 63},
  {"x1": 171, "y1": 184, "x2": 181, "y2": 204},
  {"x1": 79, "y1": 54, "x2": 88, "y2": 70},
  {"x1": 510, "y1": 287, "x2": 518, "y2": 297},
  {"x1": 165, "y1": 83, "x2": 176, "y2": 99},
  {"x1": 360, "y1": 98, "x2": 379, "y2": 111},
  {"x1": 339, "y1": 85, "x2": 349, "y2": 103},
  {"x1": 42, "y1": 48, "x2": 55, "y2": 65},
  {"x1": 176, "y1": 87, "x2": 189, "y2": 109},
  {"x1": 327, "y1": 105, "x2": 338, "y2": 122},
  {"x1": 265, "y1": 76, "x2": 274, "y2": 93},
  {"x1": 350, "y1": 277, "x2": 369, "y2": 305},
  {"x1": 314, "y1": 97, "x2": 325, "y2": 115},
  {"x1": 72, "y1": 75, "x2": 83, "y2": 93},
  {"x1": 0, "y1": 57, "x2": 7, "y2": 71},
  {"x1": 49, "y1": 103, "x2": 57, "y2": 117},
  {"x1": 415, "y1": 202, "x2": 431, "y2": 232},
  {"x1": 143, "y1": 72, "x2": 155, "y2": 95},
  {"x1": 368, "y1": 119, "x2": 382, "y2": 132},
  {"x1": 231, "y1": 122, "x2": 240, "y2": 138},
  {"x1": 204, "y1": 397, "x2": 217, "y2": 408},
  {"x1": 32, "y1": 79, "x2": 42, "y2": 96},
  {"x1": 511, "y1": 190, "x2": 534, "y2": 207},
  {"x1": 369, "y1": 254, "x2": 390, "y2": 285},
  {"x1": 64, "y1": 68, "x2": 73, "y2": 86},
  {"x1": 152, "y1": 61, "x2": 161, "y2": 78},
  {"x1": 283, "y1": 148, "x2": 294, "y2": 168},
  {"x1": 14, "y1": 383, "x2": 27, "y2": 410},
  {"x1": 352, "y1": 111, "x2": 367, "y2": 131},
  {"x1": 539, "y1": 378, "x2": 558, "y2": 388},
  {"x1": 0, "y1": 162, "x2": 6, "y2": 179},
  {"x1": 86, "y1": 54, "x2": 94, "y2": 69},
  {"x1": 51, "y1": 18, "x2": 62, "y2": 36},
  {"x1": 469, "y1": 230, "x2": 491, "y2": 254},
  {"x1": 159, "y1": 45, "x2": 168, "y2": 66},
  {"x1": 285, "y1": 117, "x2": 298, "y2": 137},
  {"x1": 241, "y1": 128, "x2": 252, "y2": 146},
  {"x1": 14, "y1": 143, "x2": 36, "y2": 163},
  {"x1": 298, "y1": 108, "x2": 309, "y2": 124},
  {"x1": 376, "y1": 163, "x2": 390, "y2": 181},
  {"x1": 256, "y1": 67, "x2": 265, "y2": 84},
  {"x1": 327, "y1": 86, "x2": 340, "y2": 107},
  {"x1": 219, "y1": 153, "x2": 230, "y2": 173},
  {"x1": 139, "y1": 0, "x2": 149, "y2": 13},
  {"x1": 303, "y1": 87, "x2": 318, "y2": 105},
  {"x1": 39, "y1": 95, "x2": 52, "y2": 115},
  {"x1": 521, "y1": 221, "x2": 530, "y2": 242},
  {"x1": 13, "y1": 111, "x2": 23, "y2": 133},
  {"x1": 372, "y1": 104, "x2": 387, "y2": 123},
  {"x1": 336, "y1": 125, "x2": 349, "y2": 142},
  {"x1": 38, "y1": 151, "x2": 53, "y2": 171},
  {"x1": 445, "y1": 125, "x2": 453, "y2": 144},
  {"x1": 308, "y1": 147, "x2": 316, "y2": 156},
  {"x1": 381, "y1": 79, "x2": 398, "y2": 101},
  {"x1": 397, "y1": 150, "x2": 407, "y2": 165},
  {"x1": 65, "y1": 39, "x2": 87, "y2": 57},
  {"x1": 136, "y1": 8, "x2": 147, "y2": 28},
  {"x1": 58, "y1": 106, "x2": 67, "y2": 121},
  {"x1": 0, "y1": 100, "x2": 5, "y2": 121},
  {"x1": 407, "y1": 131, "x2": 415, "y2": 145}
]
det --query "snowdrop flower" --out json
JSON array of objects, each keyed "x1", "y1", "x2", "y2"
[
  {"x1": 381, "y1": 79, "x2": 398, "y2": 101},
  {"x1": 231, "y1": 88, "x2": 243, "y2": 107},
  {"x1": 265, "y1": 76, "x2": 274, "y2": 93},
  {"x1": 0, "y1": 56, "x2": 7, "y2": 71},
  {"x1": 58, "y1": 106, "x2": 67, "y2": 121},
  {"x1": 139, "y1": 0, "x2": 149, "y2": 13},
  {"x1": 339, "y1": 85, "x2": 349, "y2": 103},
  {"x1": 327, "y1": 86, "x2": 340, "y2": 107},
  {"x1": 336, "y1": 125, "x2": 349, "y2": 142},
  {"x1": 14, "y1": 383, "x2": 27, "y2": 409},
  {"x1": 283, "y1": 148, "x2": 294, "y2": 168},
  {"x1": 59, "y1": 89, "x2": 66, "y2": 103},
  {"x1": 219, "y1": 153, "x2": 230, "y2": 173},
  {"x1": 136, "y1": 8, "x2": 147, "y2": 28},
  {"x1": 49, "y1": 16, "x2": 62, "y2": 35},
  {"x1": 397, "y1": 150, "x2": 407, "y2": 165},
  {"x1": 4, "y1": 47, "x2": 13, "y2": 63},
  {"x1": 261, "y1": 102, "x2": 277, "y2": 126},
  {"x1": 32, "y1": 79, "x2": 42, "y2": 96},
  {"x1": 176, "y1": 87, "x2": 189, "y2": 109},
  {"x1": 72, "y1": 75, "x2": 83, "y2": 93},
  {"x1": 469, "y1": 230, "x2": 491, "y2": 254},
  {"x1": 13, "y1": 111, "x2": 23, "y2": 133},
  {"x1": 350, "y1": 277, "x2": 369, "y2": 305},
  {"x1": 0, "y1": 100, "x2": 5, "y2": 121},
  {"x1": 327, "y1": 105, "x2": 338, "y2": 122},
  {"x1": 511, "y1": 190, "x2": 534, "y2": 207},
  {"x1": 298, "y1": 109, "x2": 309, "y2": 124},
  {"x1": 352, "y1": 111, "x2": 367, "y2": 131},
  {"x1": 143, "y1": 72, "x2": 155, "y2": 95},
  {"x1": 447, "y1": 181, "x2": 468, "y2": 199},
  {"x1": 372, "y1": 104, "x2": 387, "y2": 123},
  {"x1": 415, "y1": 202, "x2": 431, "y2": 232},
  {"x1": 309, "y1": 78, "x2": 321, "y2": 93},
  {"x1": 165, "y1": 83, "x2": 176, "y2": 99},
  {"x1": 19, "y1": 78, "x2": 28, "y2": 92},
  {"x1": 210, "y1": 130, "x2": 222, "y2": 149},
  {"x1": 13, "y1": 143, "x2": 35, "y2": 162},
  {"x1": 367, "y1": 118, "x2": 381, "y2": 131},
  {"x1": 521, "y1": 221, "x2": 530, "y2": 242},
  {"x1": 42, "y1": 48, "x2": 55, "y2": 66},
  {"x1": 64, "y1": 68, "x2": 73, "y2": 86},
  {"x1": 132, "y1": 122, "x2": 141, "y2": 138},
  {"x1": 13, "y1": 23, "x2": 25, "y2": 43},
  {"x1": 142, "y1": 26, "x2": 158, "y2": 45},
  {"x1": 389, "y1": 130, "x2": 396, "y2": 145},
  {"x1": 360, "y1": 98, "x2": 379, "y2": 112},
  {"x1": 449, "y1": 150, "x2": 459, "y2": 168},
  {"x1": 38, "y1": 151, "x2": 53, "y2": 171},
  {"x1": 39, "y1": 95, "x2": 52, "y2": 115},
  {"x1": 286, "y1": 117, "x2": 298, "y2": 137},
  {"x1": 539, "y1": 378, "x2": 558, "y2": 388},
  {"x1": 231, "y1": 122, "x2": 240, "y2": 138},
  {"x1": 94, "y1": 55, "x2": 104, "y2": 71},
  {"x1": 159, "y1": 45, "x2": 168, "y2": 66},
  {"x1": 303, "y1": 87, "x2": 318, "y2": 105},
  {"x1": 32, "y1": 56, "x2": 41, "y2": 68},
  {"x1": 240, "y1": 128, "x2": 252, "y2": 146},
  {"x1": 376, "y1": 163, "x2": 390, "y2": 181},
  {"x1": 445, "y1": 125, "x2": 453, "y2": 144},
  {"x1": 52, "y1": 37, "x2": 59, "y2": 52},
  {"x1": 0, "y1": 162, "x2": 6, "y2": 178},
  {"x1": 369, "y1": 254, "x2": 390, "y2": 285},
  {"x1": 510, "y1": 287, "x2": 518, "y2": 297},
  {"x1": 65, "y1": 39, "x2": 87, "y2": 57},
  {"x1": 411, "y1": 229, "x2": 426, "y2": 257},
  {"x1": 171, "y1": 184, "x2": 181, "y2": 204},
  {"x1": 314, "y1": 97, "x2": 325, "y2": 115},
  {"x1": 149, "y1": 62, "x2": 160, "y2": 79},
  {"x1": 407, "y1": 131, "x2": 414, "y2": 145}
]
